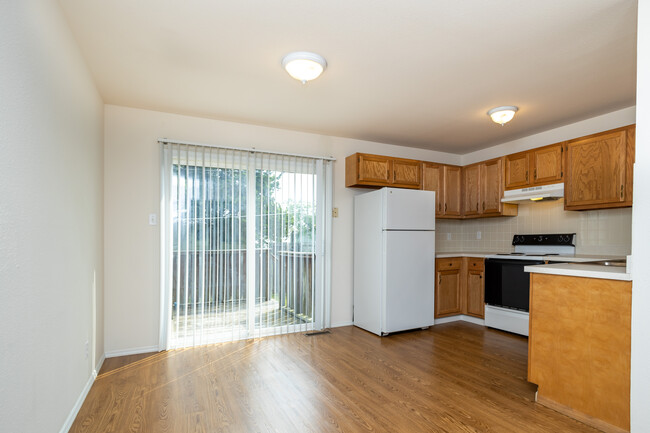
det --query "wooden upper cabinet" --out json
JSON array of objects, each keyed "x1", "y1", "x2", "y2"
[
  {"x1": 564, "y1": 125, "x2": 635, "y2": 210},
  {"x1": 463, "y1": 164, "x2": 481, "y2": 216},
  {"x1": 444, "y1": 166, "x2": 462, "y2": 217},
  {"x1": 463, "y1": 158, "x2": 516, "y2": 218},
  {"x1": 392, "y1": 159, "x2": 421, "y2": 188},
  {"x1": 505, "y1": 143, "x2": 563, "y2": 190},
  {"x1": 532, "y1": 144, "x2": 563, "y2": 185},
  {"x1": 345, "y1": 153, "x2": 422, "y2": 189},
  {"x1": 422, "y1": 163, "x2": 462, "y2": 218},
  {"x1": 505, "y1": 152, "x2": 530, "y2": 189},
  {"x1": 422, "y1": 163, "x2": 443, "y2": 215},
  {"x1": 480, "y1": 158, "x2": 503, "y2": 215},
  {"x1": 357, "y1": 154, "x2": 391, "y2": 183}
]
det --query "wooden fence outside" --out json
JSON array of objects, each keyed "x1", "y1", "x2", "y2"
[{"x1": 171, "y1": 249, "x2": 314, "y2": 319}]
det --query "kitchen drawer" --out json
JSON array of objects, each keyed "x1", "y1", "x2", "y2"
[
  {"x1": 436, "y1": 257, "x2": 462, "y2": 271},
  {"x1": 466, "y1": 258, "x2": 484, "y2": 271}
]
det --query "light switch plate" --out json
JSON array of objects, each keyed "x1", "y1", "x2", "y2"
[
  {"x1": 149, "y1": 213, "x2": 157, "y2": 225},
  {"x1": 332, "y1": 207, "x2": 339, "y2": 218}
]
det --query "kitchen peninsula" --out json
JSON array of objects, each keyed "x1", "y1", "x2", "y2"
[{"x1": 525, "y1": 262, "x2": 632, "y2": 433}]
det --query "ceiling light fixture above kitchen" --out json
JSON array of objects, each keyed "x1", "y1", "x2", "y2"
[
  {"x1": 487, "y1": 106, "x2": 519, "y2": 125},
  {"x1": 282, "y1": 52, "x2": 327, "y2": 84}
]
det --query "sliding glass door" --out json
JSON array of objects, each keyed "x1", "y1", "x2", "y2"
[{"x1": 160, "y1": 144, "x2": 331, "y2": 349}]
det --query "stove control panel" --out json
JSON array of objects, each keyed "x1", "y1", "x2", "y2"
[{"x1": 512, "y1": 233, "x2": 575, "y2": 246}]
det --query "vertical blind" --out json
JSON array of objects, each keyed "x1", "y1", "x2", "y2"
[{"x1": 159, "y1": 141, "x2": 333, "y2": 349}]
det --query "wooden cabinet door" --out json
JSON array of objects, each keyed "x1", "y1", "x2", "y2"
[
  {"x1": 443, "y1": 166, "x2": 462, "y2": 216},
  {"x1": 466, "y1": 269, "x2": 484, "y2": 318},
  {"x1": 564, "y1": 130, "x2": 627, "y2": 208},
  {"x1": 532, "y1": 144, "x2": 563, "y2": 185},
  {"x1": 435, "y1": 269, "x2": 461, "y2": 317},
  {"x1": 505, "y1": 152, "x2": 530, "y2": 189},
  {"x1": 357, "y1": 154, "x2": 391, "y2": 183},
  {"x1": 392, "y1": 159, "x2": 421, "y2": 188},
  {"x1": 463, "y1": 164, "x2": 481, "y2": 216},
  {"x1": 480, "y1": 158, "x2": 503, "y2": 215},
  {"x1": 422, "y1": 163, "x2": 444, "y2": 215}
]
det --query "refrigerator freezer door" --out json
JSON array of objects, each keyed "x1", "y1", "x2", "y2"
[
  {"x1": 383, "y1": 230, "x2": 435, "y2": 333},
  {"x1": 383, "y1": 188, "x2": 435, "y2": 230}
]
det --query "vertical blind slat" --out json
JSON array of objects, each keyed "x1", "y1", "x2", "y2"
[{"x1": 163, "y1": 143, "x2": 329, "y2": 347}]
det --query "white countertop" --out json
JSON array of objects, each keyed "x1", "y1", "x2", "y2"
[
  {"x1": 436, "y1": 251, "x2": 631, "y2": 280},
  {"x1": 524, "y1": 262, "x2": 632, "y2": 281},
  {"x1": 436, "y1": 251, "x2": 626, "y2": 262},
  {"x1": 435, "y1": 251, "x2": 504, "y2": 258}
]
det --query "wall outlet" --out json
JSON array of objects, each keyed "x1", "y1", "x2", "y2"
[
  {"x1": 85, "y1": 340, "x2": 89, "y2": 359},
  {"x1": 476, "y1": 231, "x2": 482, "y2": 240},
  {"x1": 332, "y1": 207, "x2": 339, "y2": 218},
  {"x1": 149, "y1": 213, "x2": 157, "y2": 225},
  {"x1": 446, "y1": 233, "x2": 452, "y2": 241}
]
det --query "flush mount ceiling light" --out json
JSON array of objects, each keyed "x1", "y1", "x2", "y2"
[
  {"x1": 487, "y1": 106, "x2": 519, "y2": 125},
  {"x1": 282, "y1": 52, "x2": 327, "y2": 84}
]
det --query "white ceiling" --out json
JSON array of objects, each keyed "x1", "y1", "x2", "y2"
[{"x1": 58, "y1": 0, "x2": 637, "y2": 154}]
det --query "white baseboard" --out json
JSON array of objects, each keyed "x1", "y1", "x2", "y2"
[
  {"x1": 94, "y1": 353, "x2": 106, "y2": 377},
  {"x1": 434, "y1": 315, "x2": 486, "y2": 326},
  {"x1": 58, "y1": 371, "x2": 95, "y2": 433},
  {"x1": 458, "y1": 315, "x2": 486, "y2": 326},
  {"x1": 330, "y1": 321, "x2": 353, "y2": 328},
  {"x1": 105, "y1": 345, "x2": 160, "y2": 358}
]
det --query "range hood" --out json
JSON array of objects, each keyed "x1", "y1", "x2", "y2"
[{"x1": 501, "y1": 183, "x2": 564, "y2": 203}]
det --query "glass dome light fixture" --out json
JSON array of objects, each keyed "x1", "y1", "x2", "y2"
[
  {"x1": 282, "y1": 51, "x2": 327, "y2": 84},
  {"x1": 487, "y1": 106, "x2": 519, "y2": 125}
]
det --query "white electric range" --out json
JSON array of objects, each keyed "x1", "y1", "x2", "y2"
[{"x1": 483, "y1": 233, "x2": 576, "y2": 336}]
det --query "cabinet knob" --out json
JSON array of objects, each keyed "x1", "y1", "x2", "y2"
[{"x1": 526, "y1": 171, "x2": 528, "y2": 181}]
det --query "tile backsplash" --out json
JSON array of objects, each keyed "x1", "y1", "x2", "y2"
[{"x1": 435, "y1": 199, "x2": 632, "y2": 256}]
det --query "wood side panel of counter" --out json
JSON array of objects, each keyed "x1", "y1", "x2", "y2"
[{"x1": 528, "y1": 273, "x2": 631, "y2": 432}]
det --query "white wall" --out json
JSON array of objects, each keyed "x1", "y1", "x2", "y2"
[
  {"x1": 0, "y1": 1, "x2": 104, "y2": 432},
  {"x1": 631, "y1": 0, "x2": 650, "y2": 430},
  {"x1": 103, "y1": 105, "x2": 460, "y2": 352},
  {"x1": 462, "y1": 106, "x2": 636, "y2": 165}
]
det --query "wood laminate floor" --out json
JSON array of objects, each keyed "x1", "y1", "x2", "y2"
[{"x1": 71, "y1": 322, "x2": 600, "y2": 432}]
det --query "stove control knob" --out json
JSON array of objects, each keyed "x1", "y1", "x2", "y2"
[{"x1": 538, "y1": 236, "x2": 544, "y2": 242}]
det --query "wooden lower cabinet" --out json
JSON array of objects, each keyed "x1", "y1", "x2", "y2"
[
  {"x1": 435, "y1": 258, "x2": 462, "y2": 317},
  {"x1": 528, "y1": 273, "x2": 631, "y2": 432},
  {"x1": 435, "y1": 257, "x2": 484, "y2": 319},
  {"x1": 465, "y1": 259, "x2": 485, "y2": 318}
]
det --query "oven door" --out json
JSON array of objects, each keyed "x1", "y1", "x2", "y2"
[{"x1": 484, "y1": 258, "x2": 545, "y2": 312}]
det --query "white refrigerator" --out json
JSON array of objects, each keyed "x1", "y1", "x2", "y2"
[{"x1": 353, "y1": 187, "x2": 436, "y2": 336}]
